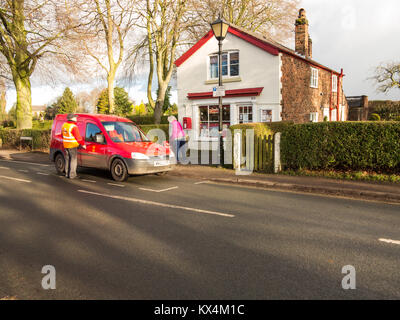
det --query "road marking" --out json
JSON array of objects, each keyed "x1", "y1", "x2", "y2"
[
  {"x1": 379, "y1": 238, "x2": 400, "y2": 245},
  {"x1": 0, "y1": 175, "x2": 31, "y2": 183},
  {"x1": 139, "y1": 186, "x2": 178, "y2": 193},
  {"x1": 18, "y1": 170, "x2": 29, "y2": 173},
  {"x1": 37, "y1": 172, "x2": 50, "y2": 176},
  {"x1": 108, "y1": 183, "x2": 125, "y2": 187},
  {"x1": 81, "y1": 179, "x2": 97, "y2": 183},
  {"x1": 0, "y1": 166, "x2": 10, "y2": 170},
  {"x1": 194, "y1": 181, "x2": 210, "y2": 185},
  {"x1": 78, "y1": 189, "x2": 235, "y2": 218},
  {"x1": 0, "y1": 159, "x2": 50, "y2": 167}
]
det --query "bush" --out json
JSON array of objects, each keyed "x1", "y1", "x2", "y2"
[
  {"x1": 138, "y1": 124, "x2": 169, "y2": 141},
  {"x1": 369, "y1": 113, "x2": 381, "y2": 121},
  {"x1": 127, "y1": 115, "x2": 174, "y2": 125},
  {"x1": 0, "y1": 128, "x2": 51, "y2": 150},
  {"x1": 230, "y1": 121, "x2": 293, "y2": 137},
  {"x1": 281, "y1": 122, "x2": 400, "y2": 173},
  {"x1": 32, "y1": 120, "x2": 53, "y2": 130},
  {"x1": 369, "y1": 100, "x2": 400, "y2": 121}
]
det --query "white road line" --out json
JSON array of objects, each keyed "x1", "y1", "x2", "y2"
[
  {"x1": 0, "y1": 166, "x2": 10, "y2": 170},
  {"x1": 379, "y1": 238, "x2": 400, "y2": 245},
  {"x1": 78, "y1": 189, "x2": 235, "y2": 218},
  {"x1": 139, "y1": 186, "x2": 178, "y2": 193},
  {"x1": 0, "y1": 175, "x2": 31, "y2": 183},
  {"x1": 0, "y1": 159, "x2": 50, "y2": 167},
  {"x1": 194, "y1": 181, "x2": 210, "y2": 185},
  {"x1": 108, "y1": 183, "x2": 125, "y2": 187},
  {"x1": 81, "y1": 179, "x2": 97, "y2": 183},
  {"x1": 36, "y1": 172, "x2": 50, "y2": 176}
]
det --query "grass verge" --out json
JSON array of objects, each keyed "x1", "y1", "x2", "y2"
[{"x1": 282, "y1": 169, "x2": 400, "y2": 184}]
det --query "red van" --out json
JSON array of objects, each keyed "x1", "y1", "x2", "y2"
[{"x1": 50, "y1": 114, "x2": 174, "y2": 181}]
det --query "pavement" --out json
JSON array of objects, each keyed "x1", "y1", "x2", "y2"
[{"x1": 1, "y1": 148, "x2": 399, "y2": 204}]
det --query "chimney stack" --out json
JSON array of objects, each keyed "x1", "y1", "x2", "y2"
[{"x1": 295, "y1": 8, "x2": 312, "y2": 59}]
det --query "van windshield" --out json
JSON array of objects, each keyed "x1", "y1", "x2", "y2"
[{"x1": 102, "y1": 122, "x2": 150, "y2": 143}]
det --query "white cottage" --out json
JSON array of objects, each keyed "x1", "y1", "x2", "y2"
[{"x1": 175, "y1": 9, "x2": 348, "y2": 148}]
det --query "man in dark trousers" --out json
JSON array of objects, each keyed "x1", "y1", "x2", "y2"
[{"x1": 61, "y1": 114, "x2": 86, "y2": 179}]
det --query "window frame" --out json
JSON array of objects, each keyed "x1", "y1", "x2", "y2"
[
  {"x1": 238, "y1": 105, "x2": 253, "y2": 124},
  {"x1": 310, "y1": 67, "x2": 319, "y2": 89},
  {"x1": 332, "y1": 75, "x2": 338, "y2": 93},
  {"x1": 199, "y1": 105, "x2": 231, "y2": 138},
  {"x1": 260, "y1": 109, "x2": 273, "y2": 123},
  {"x1": 85, "y1": 122, "x2": 104, "y2": 143},
  {"x1": 209, "y1": 50, "x2": 240, "y2": 80}
]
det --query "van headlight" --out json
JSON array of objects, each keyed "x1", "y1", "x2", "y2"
[{"x1": 131, "y1": 152, "x2": 150, "y2": 160}]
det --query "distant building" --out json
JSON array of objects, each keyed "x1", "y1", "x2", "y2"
[
  {"x1": 32, "y1": 105, "x2": 46, "y2": 118},
  {"x1": 346, "y1": 96, "x2": 369, "y2": 121},
  {"x1": 175, "y1": 8, "x2": 348, "y2": 143}
]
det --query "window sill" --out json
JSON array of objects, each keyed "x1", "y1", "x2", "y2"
[{"x1": 205, "y1": 77, "x2": 242, "y2": 85}]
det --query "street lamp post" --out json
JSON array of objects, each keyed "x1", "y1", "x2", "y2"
[{"x1": 211, "y1": 17, "x2": 229, "y2": 166}]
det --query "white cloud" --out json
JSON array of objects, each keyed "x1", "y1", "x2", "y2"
[{"x1": 301, "y1": 0, "x2": 400, "y2": 100}]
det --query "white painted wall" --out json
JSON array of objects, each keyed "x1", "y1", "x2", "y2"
[{"x1": 176, "y1": 32, "x2": 282, "y2": 142}]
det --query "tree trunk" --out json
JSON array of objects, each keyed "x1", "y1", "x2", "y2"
[
  {"x1": 107, "y1": 73, "x2": 115, "y2": 114},
  {"x1": 154, "y1": 83, "x2": 167, "y2": 124},
  {"x1": 14, "y1": 75, "x2": 32, "y2": 129}
]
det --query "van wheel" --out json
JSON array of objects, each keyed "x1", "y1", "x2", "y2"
[
  {"x1": 55, "y1": 153, "x2": 65, "y2": 175},
  {"x1": 111, "y1": 158, "x2": 128, "y2": 182}
]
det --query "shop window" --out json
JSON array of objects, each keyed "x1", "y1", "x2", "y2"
[
  {"x1": 238, "y1": 106, "x2": 253, "y2": 124},
  {"x1": 260, "y1": 109, "x2": 273, "y2": 123},
  {"x1": 199, "y1": 105, "x2": 230, "y2": 137}
]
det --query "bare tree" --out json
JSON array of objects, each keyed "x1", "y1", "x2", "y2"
[
  {"x1": 0, "y1": 0, "x2": 84, "y2": 128},
  {"x1": 138, "y1": 0, "x2": 190, "y2": 124},
  {"x1": 372, "y1": 62, "x2": 400, "y2": 93},
  {"x1": 76, "y1": 87, "x2": 102, "y2": 113},
  {"x1": 75, "y1": 0, "x2": 137, "y2": 114},
  {"x1": 189, "y1": 0, "x2": 299, "y2": 43}
]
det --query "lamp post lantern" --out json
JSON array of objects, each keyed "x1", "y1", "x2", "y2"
[{"x1": 210, "y1": 17, "x2": 229, "y2": 166}]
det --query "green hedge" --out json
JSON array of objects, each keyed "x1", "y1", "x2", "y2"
[
  {"x1": 0, "y1": 128, "x2": 51, "y2": 150},
  {"x1": 127, "y1": 115, "x2": 176, "y2": 125},
  {"x1": 137, "y1": 124, "x2": 169, "y2": 141},
  {"x1": 229, "y1": 121, "x2": 293, "y2": 137},
  {"x1": 369, "y1": 100, "x2": 400, "y2": 121},
  {"x1": 281, "y1": 122, "x2": 400, "y2": 173}
]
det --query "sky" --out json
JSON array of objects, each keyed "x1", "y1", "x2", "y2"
[
  {"x1": 300, "y1": 0, "x2": 400, "y2": 100},
  {"x1": 4, "y1": 0, "x2": 400, "y2": 111}
]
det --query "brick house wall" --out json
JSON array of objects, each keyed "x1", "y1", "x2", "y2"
[{"x1": 280, "y1": 53, "x2": 348, "y2": 123}]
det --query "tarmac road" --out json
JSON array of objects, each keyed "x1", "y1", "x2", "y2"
[{"x1": 0, "y1": 158, "x2": 399, "y2": 299}]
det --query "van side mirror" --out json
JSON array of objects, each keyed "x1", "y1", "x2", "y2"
[{"x1": 95, "y1": 133, "x2": 105, "y2": 144}]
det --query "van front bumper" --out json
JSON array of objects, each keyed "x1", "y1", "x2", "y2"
[{"x1": 124, "y1": 157, "x2": 175, "y2": 175}]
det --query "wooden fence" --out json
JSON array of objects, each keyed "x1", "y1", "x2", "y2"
[{"x1": 237, "y1": 133, "x2": 275, "y2": 173}]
